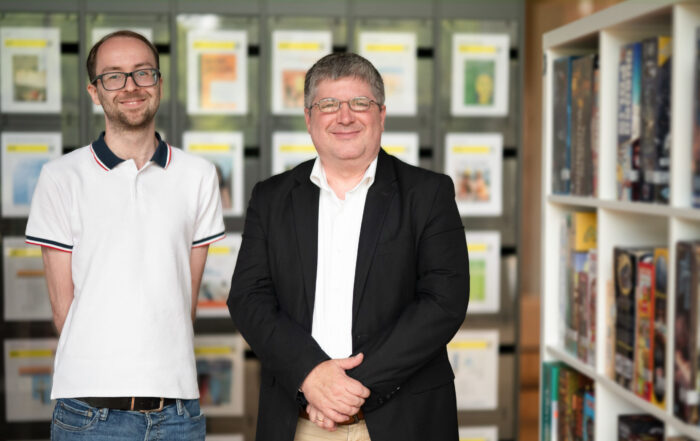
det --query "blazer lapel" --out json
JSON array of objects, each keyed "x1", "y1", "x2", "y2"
[
  {"x1": 352, "y1": 150, "x2": 397, "y2": 321},
  {"x1": 291, "y1": 162, "x2": 320, "y2": 322}
]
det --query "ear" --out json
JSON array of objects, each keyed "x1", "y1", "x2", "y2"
[
  {"x1": 304, "y1": 107, "x2": 312, "y2": 133},
  {"x1": 379, "y1": 104, "x2": 386, "y2": 132},
  {"x1": 86, "y1": 82, "x2": 101, "y2": 106}
]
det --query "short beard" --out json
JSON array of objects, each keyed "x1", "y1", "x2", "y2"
[{"x1": 99, "y1": 89, "x2": 160, "y2": 132}]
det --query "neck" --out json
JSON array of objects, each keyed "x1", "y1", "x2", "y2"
[
  {"x1": 321, "y1": 157, "x2": 374, "y2": 200},
  {"x1": 103, "y1": 123, "x2": 157, "y2": 170}
]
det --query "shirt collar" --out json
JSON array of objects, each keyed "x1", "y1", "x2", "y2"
[
  {"x1": 310, "y1": 155, "x2": 378, "y2": 194},
  {"x1": 90, "y1": 131, "x2": 171, "y2": 171}
]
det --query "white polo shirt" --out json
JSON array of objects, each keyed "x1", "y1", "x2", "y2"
[{"x1": 25, "y1": 132, "x2": 225, "y2": 399}]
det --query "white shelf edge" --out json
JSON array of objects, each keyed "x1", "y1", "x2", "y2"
[
  {"x1": 546, "y1": 345, "x2": 700, "y2": 440},
  {"x1": 547, "y1": 195, "x2": 600, "y2": 209},
  {"x1": 546, "y1": 195, "x2": 700, "y2": 220},
  {"x1": 542, "y1": 0, "x2": 682, "y2": 49}
]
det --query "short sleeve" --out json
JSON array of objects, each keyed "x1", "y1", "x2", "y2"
[
  {"x1": 192, "y1": 163, "x2": 226, "y2": 248},
  {"x1": 25, "y1": 166, "x2": 73, "y2": 252}
]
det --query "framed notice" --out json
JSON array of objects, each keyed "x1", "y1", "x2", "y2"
[
  {"x1": 272, "y1": 30, "x2": 331, "y2": 115},
  {"x1": 448, "y1": 329, "x2": 499, "y2": 410},
  {"x1": 91, "y1": 27, "x2": 153, "y2": 114},
  {"x1": 194, "y1": 334, "x2": 245, "y2": 416},
  {"x1": 381, "y1": 132, "x2": 419, "y2": 166},
  {"x1": 459, "y1": 426, "x2": 498, "y2": 441},
  {"x1": 183, "y1": 131, "x2": 244, "y2": 216},
  {"x1": 272, "y1": 131, "x2": 317, "y2": 175},
  {"x1": 197, "y1": 233, "x2": 242, "y2": 318},
  {"x1": 1, "y1": 27, "x2": 61, "y2": 113},
  {"x1": 444, "y1": 133, "x2": 503, "y2": 216},
  {"x1": 465, "y1": 231, "x2": 501, "y2": 314},
  {"x1": 451, "y1": 33, "x2": 510, "y2": 117},
  {"x1": 1, "y1": 132, "x2": 62, "y2": 217},
  {"x1": 3, "y1": 237, "x2": 51, "y2": 321},
  {"x1": 187, "y1": 30, "x2": 248, "y2": 115},
  {"x1": 4, "y1": 338, "x2": 57, "y2": 421},
  {"x1": 359, "y1": 31, "x2": 416, "y2": 116}
]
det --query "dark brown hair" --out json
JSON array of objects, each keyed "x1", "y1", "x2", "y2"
[{"x1": 86, "y1": 30, "x2": 160, "y2": 82}]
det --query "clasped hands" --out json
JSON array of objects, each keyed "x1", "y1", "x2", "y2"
[{"x1": 300, "y1": 353, "x2": 370, "y2": 431}]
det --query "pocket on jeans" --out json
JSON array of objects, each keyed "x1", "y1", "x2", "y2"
[
  {"x1": 53, "y1": 400, "x2": 99, "y2": 431},
  {"x1": 182, "y1": 399, "x2": 205, "y2": 421}
]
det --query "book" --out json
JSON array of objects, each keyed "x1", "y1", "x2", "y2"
[
  {"x1": 591, "y1": 65, "x2": 600, "y2": 197},
  {"x1": 570, "y1": 54, "x2": 596, "y2": 196},
  {"x1": 693, "y1": 27, "x2": 700, "y2": 208},
  {"x1": 614, "y1": 247, "x2": 652, "y2": 390},
  {"x1": 617, "y1": 414, "x2": 664, "y2": 440},
  {"x1": 617, "y1": 42, "x2": 642, "y2": 201},
  {"x1": 639, "y1": 36, "x2": 672, "y2": 203},
  {"x1": 582, "y1": 391, "x2": 595, "y2": 441},
  {"x1": 541, "y1": 362, "x2": 562, "y2": 441},
  {"x1": 673, "y1": 241, "x2": 699, "y2": 424},
  {"x1": 650, "y1": 247, "x2": 668, "y2": 409},
  {"x1": 585, "y1": 248, "x2": 597, "y2": 367},
  {"x1": 552, "y1": 57, "x2": 574, "y2": 195},
  {"x1": 633, "y1": 253, "x2": 654, "y2": 401}
]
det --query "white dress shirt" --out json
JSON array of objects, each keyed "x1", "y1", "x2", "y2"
[{"x1": 309, "y1": 156, "x2": 378, "y2": 359}]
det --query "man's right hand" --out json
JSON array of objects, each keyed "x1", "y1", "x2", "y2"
[{"x1": 300, "y1": 353, "x2": 370, "y2": 423}]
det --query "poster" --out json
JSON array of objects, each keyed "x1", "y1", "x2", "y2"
[
  {"x1": 197, "y1": 233, "x2": 242, "y2": 318},
  {"x1": 91, "y1": 27, "x2": 153, "y2": 114},
  {"x1": 465, "y1": 231, "x2": 501, "y2": 314},
  {"x1": 183, "y1": 131, "x2": 244, "y2": 216},
  {"x1": 271, "y1": 30, "x2": 331, "y2": 115},
  {"x1": 1, "y1": 27, "x2": 61, "y2": 113},
  {"x1": 194, "y1": 334, "x2": 245, "y2": 416},
  {"x1": 272, "y1": 131, "x2": 317, "y2": 175},
  {"x1": 448, "y1": 329, "x2": 499, "y2": 410},
  {"x1": 459, "y1": 426, "x2": 498, "y2": 441},
  {"x1": 359, "y1": 31, "x2": 416, "y2": 116},
  {"x1": 451, "y1": 33, "x2": 510, "y2": 116},
  {"x1": 3, "y1": 237, "x2": 52, "y2": 321},
  {"x1": 381, "y1": 132, "x2": 419, "y2": 166},
  {"x1": 1, "y1": 132, "x2": 62, "y2": 217},
  {"x1": 4, "y1": 338, "x2": 57, "y2": 421},
  {"x1": 187, "y1": 30, "x2": 247, "y2": 115},
  {"x1": 444, "y1": 133, "x2": 503, "y2": 216}
]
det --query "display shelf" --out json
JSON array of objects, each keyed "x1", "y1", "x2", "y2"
[{"x1": 541, "y1": 1, "x2": 700, "y2": 440}]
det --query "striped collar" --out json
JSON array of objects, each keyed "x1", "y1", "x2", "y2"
[{"x1": 90, "y1": 131, "x2": 171, "y2": 171}]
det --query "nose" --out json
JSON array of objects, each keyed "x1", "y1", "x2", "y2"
[
  {"x1": 123, "y1": 74, "x2": 138, "y2": 91},
  {"x1": 335, "y1": 101, "x2": 355, "y2": 124}
]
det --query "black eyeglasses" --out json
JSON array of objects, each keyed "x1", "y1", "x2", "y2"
[
  {"x1": 92, "y1": 68, "x2": 161, "y2": 91},
  {"x1": 307, "y1": 96, "x2": 382, "y2": 113}
]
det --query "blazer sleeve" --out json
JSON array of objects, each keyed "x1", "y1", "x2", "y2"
[
  {"x1": 347, "y1": 174, "x2": 470, "y2": 411},
  {"x1": 227, "y1": 182, "x2": 329, "y2": 401}
]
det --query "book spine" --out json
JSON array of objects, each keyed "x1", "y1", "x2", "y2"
[{"x1": 651, "y1": 247, "x2": 668, "y2": 409}]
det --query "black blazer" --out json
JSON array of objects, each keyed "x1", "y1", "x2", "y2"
[{"x1": 228, "y1": 149, "x2": 469, "y2": 441}]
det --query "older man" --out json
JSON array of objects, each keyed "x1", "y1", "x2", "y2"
[{"x1": 228, "y1": 52, "x2": 469, "y2": 441}]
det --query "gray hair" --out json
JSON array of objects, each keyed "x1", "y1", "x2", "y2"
[{"x1": 304, "y1": 52, "x2": 385, "y2": 108}]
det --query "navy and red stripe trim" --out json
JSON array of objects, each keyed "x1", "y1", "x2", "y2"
[
  {"x1": 192, "y1": 231, "x2": 226, "y2": 248},
  {"x1": 25, "y1": 236, "x2": 73, "y2": 253},
  {"x1": 91, "y1": 131, "x2": 171, "y2": 170}
]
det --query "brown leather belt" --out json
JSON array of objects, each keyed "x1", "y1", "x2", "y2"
[
  {"x1": 299, "y1": 408, "x2": 365, "y2": 425},
  {"x1": 77, "y1": 397, "x2": 176, "y2": 412}
]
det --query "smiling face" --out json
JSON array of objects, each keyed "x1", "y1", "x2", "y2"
[
  {"x1": 87, "y1": 36, "x2": 161, "y2": 132},
  {"x1": 304, "y1": 76, "x2": 385, "y2": 171}
]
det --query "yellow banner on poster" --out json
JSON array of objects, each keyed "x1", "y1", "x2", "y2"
[
  {"x1": 452, "y1": 145, "x2": 491, "y2": 154},
  {"x1": 278, "y1": 42, "x2": 321, "y2": 51},
  {"x1": 383, "y1": 145, "x2": 407, "y2": 155},
  {"x1": 208, "y1": 246, "x2": 232, "y2": 255},
  {"x1": 195, "y1": 346, "x2": 234, "y2": 356},
  {"x1": 9, "y1": 349, "x2": 53, "y2": 358},
  {"x1": 459, "y1": 44, "x2": 496, "y2": 54},
  {"x1": 467, "y1": 243, "x2": 487, "y2": 253},
  {"x1": 364, "y1": 44, "x2": 406, "y2": 52},
  {"x1": 193, "y1": 41, "x2": 236, "y2": 50},
  {"x1": 7, "y1": 144, "x2": 49, "y2": 153},
  {"x1": 188, "y1": 143, "x2": 231, "y2": 152},
  {"x1": 5, "y1": 39, "x2": 48, "y2": 48},
  {"x1": 279, "y1": 144, "x2": 315, "y2": 153},
  {"x1": 447, "y1": 340, "x2": 490, "y2": 350},
  {"x1": 7, "y1": 248, "x2": 42, "y2": 258}
]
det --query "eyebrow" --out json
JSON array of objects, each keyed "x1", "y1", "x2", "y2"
[{"x1": 98, "y1": 62, "x2": 155, "y2": 74}]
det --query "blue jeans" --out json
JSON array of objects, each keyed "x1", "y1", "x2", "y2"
[{"x1": 51, "y1": 398, "x2": 205, "y2": 440}]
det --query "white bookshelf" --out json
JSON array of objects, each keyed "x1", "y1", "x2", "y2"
[{"x1": 540, "y1": 1, "x2": 700, "y2": 440}]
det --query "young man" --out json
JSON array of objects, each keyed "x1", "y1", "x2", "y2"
[
  {"x1": 228, "y1": 52, "x2": 469, "y2": 441},
  {"x1": 25, "y1": 30, "x2": 225, "y2": 440}
]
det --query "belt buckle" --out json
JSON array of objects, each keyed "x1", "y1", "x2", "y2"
[{"x1": 132, "y1": 397, "x2": 165, "y2": 413}]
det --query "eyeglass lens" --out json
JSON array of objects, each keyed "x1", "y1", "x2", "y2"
[
  {"x1": 317, "y1": 97, "x2": 373, "y2": 113},
  {"x1": 100, "y1": 69, "x2": 159, "y2": 90}
]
